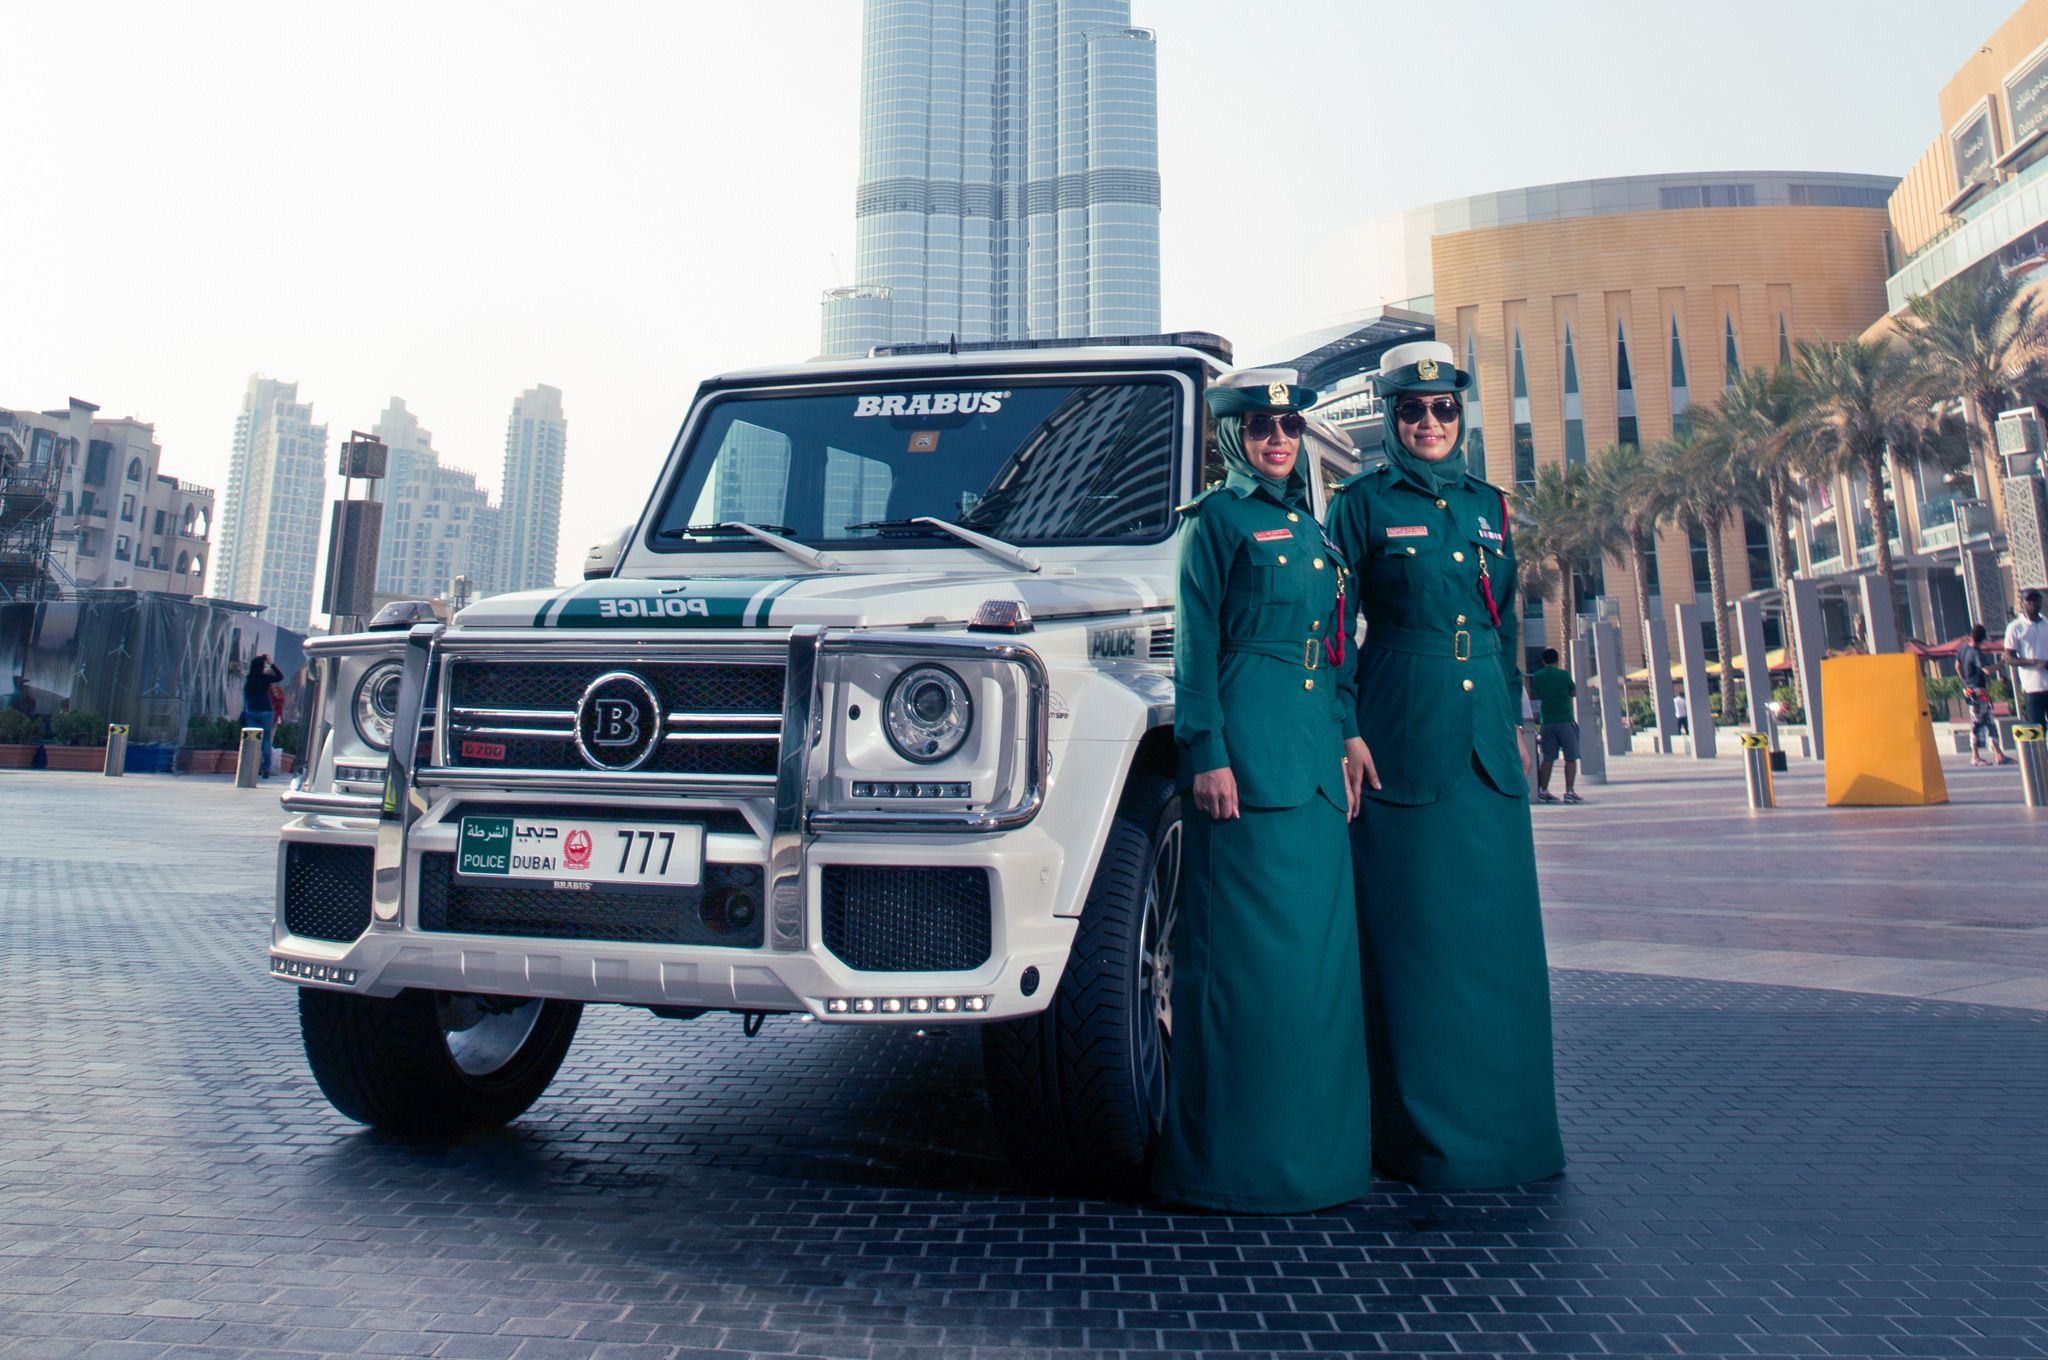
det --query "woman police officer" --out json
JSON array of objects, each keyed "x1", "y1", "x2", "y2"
[
  {"x1": 1328, "y1": 340, "x2": 1564, "y2": 1190},
  {"x1": 1154, "y1": 370, "x2": 1377, "y2": 1213}
]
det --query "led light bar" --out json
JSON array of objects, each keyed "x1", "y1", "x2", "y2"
[
  {"x1": 851, "y1": 781, "x2": 972, "y2": 799},
  {"x1": 271, "y1": 956, "x2": 358, "y2": 986},
  {"x1": 823, "y1": 994, "x2": 991, "y2": 1016}
]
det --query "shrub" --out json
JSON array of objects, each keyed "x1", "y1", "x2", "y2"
[
  {"x1": 51, "y1": 711, "x2": 106, "y2": 747},
  {"x1": 0, "y1": 708, "x2": 34, "y2": 744},
  {"x1": 1709, "y1": 687, "x2": 1748, "y2": 726},
  {"x1": 184, "y1": 716, "x2": 243, "y2": 750},
  {"x1": 1926, "y1": 675, "x2": 1964, "y2": 706},
  {"x1": 1772, "y1": 684, "x2": 1805, "y2": 725},
  {"x1": 274, "y1": 721, "x2": 300, "y2": 755},
  {"x1": 1625, "y1": 695, "x2": 1657, "y2": 730}
]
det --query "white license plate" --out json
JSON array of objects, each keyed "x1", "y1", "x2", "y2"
[{"x1": 456, "y1": 815, "x2": 704, "y2": 888}]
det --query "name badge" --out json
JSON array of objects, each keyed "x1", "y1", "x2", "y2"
[
  {"x1": 1385, "y1": 525, "x2": 1429, "y2": 539},
  {"x1": 1252, "y1": 528, "x2": 1293, "y2": 542}
]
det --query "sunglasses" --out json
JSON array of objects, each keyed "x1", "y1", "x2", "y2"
[
  {"x1": 1242, "y1": 412, "x2": 1306, "y2": 440},
  {"x1": 1395, "y1": 397, "x2": 1461, "y2": 425}
]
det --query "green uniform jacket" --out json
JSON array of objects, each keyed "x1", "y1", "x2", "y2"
[
  {"x1": 1328, "y1": 461, "x2": 1527, "y2": 804},
  {"x1": 1174, "y1": 473, "x2": 1355, "y2": 810}
]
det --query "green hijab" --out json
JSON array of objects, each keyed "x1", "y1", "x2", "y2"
[
  {"x1": 1218, "y1": 413, "x2": 1313, "y2": 510},
  {"x1": 1379, "y1": 385, "x2": 1469, "y2": 496}
]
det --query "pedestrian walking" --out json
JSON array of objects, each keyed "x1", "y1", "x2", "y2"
[
  {"x1": 1526, "y1": 648, "x2": 1584, "y2": 803},
  {"x1": 1672, "y1": 690, "x2": 1690, "y2": 737},
  {"x1": 2004, "y1": 591, "x2": 2048, "y2": 728},
  {"x1": 1154, "y1": 369, "x2": 1375, "y2": 1214},
  {"x1": 1958, "y1": 624, "x2": 2012, "y2": 766},
  {"x1": 1326, "y1": 340, "x2": 1564, "y2": 1191},
  {"x1": 240, "y1": 652, "x2": 284, "y2": 778}
]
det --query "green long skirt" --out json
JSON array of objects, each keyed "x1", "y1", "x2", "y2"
[
  {"x1": 1152, "y1": 793, "x2": 1374, "y2": 1214},
  {"x1": 1350, "y1": 758, "x2": 1564, "y2": 1189}
]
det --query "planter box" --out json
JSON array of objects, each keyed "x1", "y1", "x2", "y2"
[
  {"x1": 276, "y1": 753, "x2": 295, "y2": 776},
  {"x1": 44, "y1": 746, "x2": 108, "y2": 772},
  {"x1": 0, "y1": 744, "x2": 34, "y2": 769},
  {"x1": 177, "y1": 749, "x2": 235, "y2": 774}
]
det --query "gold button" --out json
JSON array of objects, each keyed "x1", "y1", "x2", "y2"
[
  {"x1": 1435, "y1": 498, "x2": 1447, "y2": 509},
  {"x1": 1313, "y1": 558, "x2": 1325, "y2": 570},
  {"x1": 1311, "y1": 620, "x2": 1321, "y2": 630},
  {"x1": 1462, "y1": 679, "x2": 1474, "y2": 692},
  {"x1": 1405, "y1": 546, "x2": 1417, "y2": 555},
  {"x1": 1304, "y1": 678, "x2": 1316, "y2": 691},
  {"x1": 1287, "y1": 512, "x2": 1300, "y2": 522},
  {"x1": 1453, "y1": 550, "x2": 1465, "y2": 562},
  {"x1": 1456, "y1": 614, "x2": 1467, "y2": 625},
  {"x1": 1277, "y1": 554, "x2": 1288, "y2": 565}
]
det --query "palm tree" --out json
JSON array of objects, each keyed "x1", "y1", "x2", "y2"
[
  {"x1": 1659, "y1": 426, "x2": 1762, "y2": 683},
  {"x1": 1789, "y1": 338, "x2": 1930, "y2": 602},
  {"x1": 1516, "y1": 463, "x2": 1597, "y2": 669},
  {"x1": 1589, "y1": 440, "x2": 1675, "y2": 668},
  {"x1": 1900, "y1": 261, "x2": 2048, "y2": 503},
  {"x1": 1705, "y1": 366, "x2": 1805, "y2": 589}
]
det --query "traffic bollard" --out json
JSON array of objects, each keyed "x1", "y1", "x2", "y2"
[
  {"x1": 2017, "y1": 725, "x2": 2047, "y2": 809},
  {"x1": 103, "y1": 724, "x2": 128, "y2": 776},
  {"x1": 1740, "y1": 731, "x2": 1775, "y2": 810},
  {"x1": 235, "y1": 727, "x2": 264, "y2": 788}
]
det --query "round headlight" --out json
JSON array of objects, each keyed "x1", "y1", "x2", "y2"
[
  {"x1": 353, "y1": 661, "x2": 404, "y2": 751},
  {"x1": 884, "y1": 665, "x2": 972, "y2": 763}
]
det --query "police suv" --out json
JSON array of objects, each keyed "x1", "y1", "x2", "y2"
[{"x1": 273, "y1": 333, "x2": 1346, "y2": 1186}]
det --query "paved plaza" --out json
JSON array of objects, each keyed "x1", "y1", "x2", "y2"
[{"x1": 1, "y1": 757, "x2": 2045, "y2": 1360}]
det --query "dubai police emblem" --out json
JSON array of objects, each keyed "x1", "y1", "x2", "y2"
[
  {"x1": 1267, "y1": 380, "x2": 1289, "y2": 405},
  {"x1": 1416, "y1": 357, "x2": 1440, "y2": 380}
]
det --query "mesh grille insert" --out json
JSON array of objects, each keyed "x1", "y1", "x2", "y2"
[
  {"x1": 417, "y1": 853, "x2": 764, "y2": 948},
  {"x1": 820, "y1": 866, "x2": 993, "y2": 972},
  {"x1": 283, "y1": 843, "x2": 374, "y2": 943}
]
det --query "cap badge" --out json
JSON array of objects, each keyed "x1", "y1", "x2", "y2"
[
  {"x1": 1416, "y1": 357, "x2": 1439, "y2": 380},
  {"x1": 1267, "y1": 380, "x2": 1289, "y2": 405}
]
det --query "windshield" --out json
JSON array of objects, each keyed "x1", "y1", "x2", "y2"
[{"x1": 650, "y1": 376, "x2": 1181, "y2": 553}]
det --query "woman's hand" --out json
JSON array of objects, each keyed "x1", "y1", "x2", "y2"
[
  {"x1": 1192, "y1": 766, "x2": 1239, "y2": 821},
  {"x1": 1344, "y1": 737, "x2": 1378, "y2": 820}
]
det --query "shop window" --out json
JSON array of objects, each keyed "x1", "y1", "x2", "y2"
[
  {"x1": 1615, "y1": 319, "x2": 1639, "y2": 447},
  {"x1": 1561, "y1": 324, "x2": 1586, "y2": 466}
]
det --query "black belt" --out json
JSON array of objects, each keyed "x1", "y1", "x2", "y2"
[{"x1": 1368, "y1": 625, "x2": 1500, "y2": 660}]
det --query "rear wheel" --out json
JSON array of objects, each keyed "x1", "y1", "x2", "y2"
[
  {"x1": 298, "y1": 987, "x2": 582, "y2": 1133},
  {"x1": 982, "y1": 772, "x2": 1180, "y2": 1191}
]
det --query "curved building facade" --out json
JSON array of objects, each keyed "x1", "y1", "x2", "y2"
[
  {"x1": 821, "y1": 0, "x2": 1161, "y2": 357},
  {"x1": 1280, "y1": 171, "x2": 1900, "y2": 665}
]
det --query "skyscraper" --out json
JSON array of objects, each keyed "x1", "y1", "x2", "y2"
[
  {"x1": 212, "y1": 376, "x2": 327, "y2": 633},
  {"x1": 494, "y1": 384, "x2": 566, "y2": 595},
  {"x1": 821, "y1": 0, "x2": 1161, "y2": 357},
  {"x1": 370, "y1": 397, "x2": 500, "y2": 603}
]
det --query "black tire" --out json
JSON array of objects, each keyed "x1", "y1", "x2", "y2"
[
  {"x1": 298, "y1": 987, "x2": 582, "y2": 1133},
  {"x1": 982, "y1": 771, "x2": 1180, "y2": 1192}
]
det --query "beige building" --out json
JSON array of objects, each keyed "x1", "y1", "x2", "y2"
[{"x1": 1276, "y1": 171, "x2": 1900, "y2": 667}]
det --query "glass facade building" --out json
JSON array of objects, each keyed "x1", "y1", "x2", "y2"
[
  {"x1": 821, "y1": 0, "x2": 1161, "y2": 357},
  {"x1": 494, "y1": 384, "x2": 567, "y2": 595},
  {"x1": 212, "y1": 376, "x2": 328, "y2": 634}
]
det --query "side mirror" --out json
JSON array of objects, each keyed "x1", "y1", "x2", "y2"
[{"x1": 583, "y1": 525, "x2": 633, "y2": 580}]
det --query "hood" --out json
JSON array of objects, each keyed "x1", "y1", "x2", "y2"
[{"x1": 453, "y1": 570, "x2": 1168, "y2": 631}]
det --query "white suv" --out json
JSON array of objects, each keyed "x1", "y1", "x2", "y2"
[{"x1": 273, "y1": 334, "x2": 1339, "y2": 1187}]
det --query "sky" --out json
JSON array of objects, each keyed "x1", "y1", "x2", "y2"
[{"x1": 6, "y1": 0, "x2": 2022, "y2": 605}]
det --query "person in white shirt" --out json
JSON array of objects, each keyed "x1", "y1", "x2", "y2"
[
  {"x1": 2002, "y1": 590, "x2": 2048, "y2": 726},
  {"x1": 1672, "y1": 690, "x2": 1690, "y2": 736}
]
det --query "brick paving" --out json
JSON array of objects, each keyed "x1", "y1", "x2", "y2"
[{"x1": 1, "y1": 769, "x2": 2045, "y2": 1359}]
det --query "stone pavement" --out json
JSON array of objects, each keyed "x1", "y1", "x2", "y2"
[
  {"x1": 1, "y1": 767, "x2": 2046, "y2": 1360},
  {"x1": 1535, "y1": 751, "x2": 2048, "y2": 1009}
]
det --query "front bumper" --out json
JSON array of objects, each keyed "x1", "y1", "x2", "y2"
[{"x1": 269, "y1": 625, "x2": 1076, "y2": 1022}]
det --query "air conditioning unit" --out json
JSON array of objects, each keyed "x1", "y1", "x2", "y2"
[{"x1": 1996, "y1": 406, "x2": 2042, "y2": 477}]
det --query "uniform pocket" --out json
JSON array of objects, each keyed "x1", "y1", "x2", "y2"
[{"x1": 1242, "y1": 538, "x2": 1296, "y2": 604}]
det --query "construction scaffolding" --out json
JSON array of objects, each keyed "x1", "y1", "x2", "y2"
[{"x1": 0, "y1": 419, "x2": 65, "y2": 603}]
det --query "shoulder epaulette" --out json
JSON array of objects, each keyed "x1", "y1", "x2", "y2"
[{"x1": 1175, "y1": 485, "x2": 1224, "y2": 515}]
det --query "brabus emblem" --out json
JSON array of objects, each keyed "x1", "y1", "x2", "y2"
[{"x1": 573, "y1": 671, "x2": 662, "y2": 771}]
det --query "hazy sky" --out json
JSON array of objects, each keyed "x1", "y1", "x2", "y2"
[{"x1": 7, "y1": 0, "x2": 2019, "y2": 600}]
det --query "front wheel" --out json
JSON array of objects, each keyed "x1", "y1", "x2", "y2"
[
  {"x1": 982, "y1": 772, "x2": 1180, "y2": 1192},
  {"x1": 298, "y1": 987, "x2": 582, "y2": 1133}
]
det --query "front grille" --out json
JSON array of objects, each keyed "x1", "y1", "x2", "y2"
[
  {"x1": 441, "y1": 659, "x2": 783, "y2": 779},
  {"x1": 284, "y1": 843, "x2": 374, "y2": 943},
  {"x1": 821, "y1": 866, "x2": 992, "y2": 972},
  {"x1": 417, "y1": 853, "x2": 765, "y2": 947}
]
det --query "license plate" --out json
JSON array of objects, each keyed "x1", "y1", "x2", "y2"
[{"x1": 456, "y1": 815, "x2": 704, "y2": 888}]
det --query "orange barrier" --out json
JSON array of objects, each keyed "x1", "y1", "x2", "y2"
[{"x1": 1821, "y1": 654, "x2": 1948, "y2": 807}]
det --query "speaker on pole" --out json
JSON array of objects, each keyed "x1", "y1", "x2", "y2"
[{"x1": 322, "y1": 500, "x2": 384, "y2": 623}]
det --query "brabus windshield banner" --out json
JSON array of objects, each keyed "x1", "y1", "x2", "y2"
[{"x1": 852, "y1": 391, "x2": 1009, "y2": 417}]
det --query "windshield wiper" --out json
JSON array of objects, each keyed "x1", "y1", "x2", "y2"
[
  {"x1": 848, "y1": 517, "x2": 1041, "y2": 573},
  {"x1": 655, "y1": 521, "x2": 839, "y2": 572}
]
